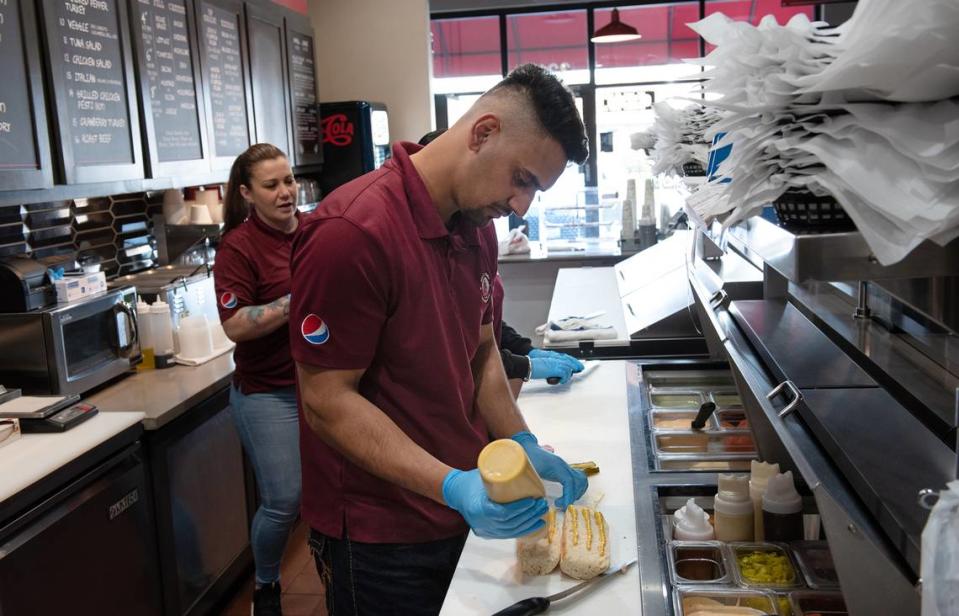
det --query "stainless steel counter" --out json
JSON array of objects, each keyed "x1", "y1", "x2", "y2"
[
  {"x1": 498, "y1": 240, "x2": 637, "y2": 263},
  {"x1": 86, "y1": 353, "x2": 234, "y2": 430}
]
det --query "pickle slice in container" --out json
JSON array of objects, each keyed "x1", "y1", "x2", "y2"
[{"x1": 728, "y1": 542, "x2": 802, "y2": 590}]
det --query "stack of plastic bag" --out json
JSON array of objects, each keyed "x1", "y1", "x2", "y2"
[
  {"x1": 921, "y1": 480, "x2": 959, "y2": 616},
  {"x1": 685, "y1": 0, "x2": 959, "y2": 265},
  {"x1": 792, "y1": 0, "x2": 959, "y2": 103},
  {"x1": 650, "y1": 102, "x2": 722, "y2": 177}
]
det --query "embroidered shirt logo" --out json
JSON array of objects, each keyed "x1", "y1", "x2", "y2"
[
  {"x1": 220, "y1": 292, "x2": 238, "y2": 309},
  {"x1": 301, "y1": 314, "x2": 331, "y2": 345},
  {"x1": 480, "y1": 273, "x2": 491, "y2": 303}
]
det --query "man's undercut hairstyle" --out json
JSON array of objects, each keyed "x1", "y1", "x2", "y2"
[{"x1": 485, "y1": 63, "x2": 589, "y2": 165}]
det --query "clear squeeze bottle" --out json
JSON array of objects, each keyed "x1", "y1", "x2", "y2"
[{"x1": 713, "y1": 473, "x2": 754, "y2": 542}]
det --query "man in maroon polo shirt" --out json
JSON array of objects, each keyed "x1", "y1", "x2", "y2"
[{"x1": 289, "y1": 64, "x2": 590, "y2": 616}]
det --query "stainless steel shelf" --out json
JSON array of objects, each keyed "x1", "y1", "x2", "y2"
[{"x1": 715, "y1": 216, "x2": 959, "y2": 283}]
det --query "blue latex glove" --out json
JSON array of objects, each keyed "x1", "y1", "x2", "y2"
[
  {"x1": 442, "y1": 469, "x2": 547, "y2": 539},
  {"x1": 511, "y1": 431, "x2": 588, "y2": 509},
  {"x1": 529, "y1": 356, "x2": 576, "y2": 384},
  {"x1": 529, "y1": 348, "x2": 584, "y2": 373}
]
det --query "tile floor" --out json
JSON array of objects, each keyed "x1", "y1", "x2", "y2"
[{"x1": 220, "y1": 521, "x2": 327, "y2": 616}]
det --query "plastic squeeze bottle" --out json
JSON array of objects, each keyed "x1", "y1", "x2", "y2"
[
  {"x1": 136, "y1": 300, "x2": 155, "y2": 370},
  {"x1": 763, "y1": 471, "x2": 804, "y2": 542},
  {"x1": 713, "y1": 473, "x2": 754, "y2": 542},
  {"x1": 749, "y1": 460, "x2": 780, "y2": 541},
  {"x1": 151, "y1": 299, "x2": 176, "y2": 368},
  {"x1": 674, "y1": 498, "x2": 715, "y2": 541}
]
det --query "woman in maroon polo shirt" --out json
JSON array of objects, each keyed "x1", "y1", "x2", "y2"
[{"x1": 213, "y1": 143, "x2": 300, "y2": 616}]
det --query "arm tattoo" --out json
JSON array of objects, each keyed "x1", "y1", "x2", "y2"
[
  {"x1": 245, "y1": 305, "x2": 266, "y2": 324},
  {"x1": 241, "y1": 295, "x2": 290, "y2": 325},
  {"x1": 271, "y1": 294, "x2": 291, "y2": 316}
]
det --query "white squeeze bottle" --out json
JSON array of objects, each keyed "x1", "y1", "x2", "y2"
[
  {"x1": 151, "y1": 299, "x2": 176, "y2": 367},
  {"x1": 713, "y1": 473, "x2": 754, "y2": 542},
  {"x1": 749, "y1": 460, "x2": 780, "y2": 541},
  {"x1": 673, "y1": 498, "x2": 715, "y2": 541}
]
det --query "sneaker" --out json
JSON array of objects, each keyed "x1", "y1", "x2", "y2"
[{"x1": 251, "y1": 581, "x2": 282, "y2": 616}]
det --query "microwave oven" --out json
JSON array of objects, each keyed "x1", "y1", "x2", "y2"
[{"x1": 0, "y1": 286, "x2": 140, "y2": 395}]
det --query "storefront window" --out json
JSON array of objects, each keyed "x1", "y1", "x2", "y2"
[
  {"x1": 431, "y1": 16, "x2": 502, "y2": 94},
  {"x1": 594, "y1": 3, "x2": 702, "y2": 85},
  {"x1": 520, "y1": 94, "x2": 588, "y2": 246},
  {"x1": 596, "y1": 82, "x2": 705, "y2": 229},
  {"x1": 445, "y1": 93, "x2": 483, "y2": 127},
  {"x1": 506, "y1": 10, "x2": 589, "y2": 85}
]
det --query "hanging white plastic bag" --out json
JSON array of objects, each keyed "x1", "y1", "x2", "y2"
[
  {"x1": 497, "y1": 226, "x2": 530, "y2": 256},
  {"x1": 921, "y1": 480, "x2": 959, "y2": 616}
]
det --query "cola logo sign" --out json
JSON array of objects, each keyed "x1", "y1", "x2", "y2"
[{"x1": 322, "y1": 114, "x2": 354, "y2": 146}]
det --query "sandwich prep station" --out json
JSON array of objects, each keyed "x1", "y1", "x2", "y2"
[{"x1": 618, "y1": 210, "x2": 958, "y2": 615}]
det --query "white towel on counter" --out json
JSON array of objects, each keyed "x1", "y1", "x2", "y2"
[{"x1": 536, "y1": 312, "x2": 618, "y2": 342}]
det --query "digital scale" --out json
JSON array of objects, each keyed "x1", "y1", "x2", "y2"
[{"x1": 0, "y1": 387, "x2": 99, "y2": 433}]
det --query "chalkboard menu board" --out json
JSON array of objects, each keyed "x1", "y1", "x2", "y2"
[
  {"x1": 131, "y1": 0, "x2": 209, "y2": 176},
  {"x1": 246, "y1": 2, "x2": 292, "y2": 156},
  {"x1": 40, "y1": 0, "x2": 143, "y2": 183},
  {"x1": 285, "y1": 19, "x2": 321, "y2": 167},
  {"x1": 0, "y1": 0, "x2": 53, "y2": 190},
  {"x1": 197, "y1": 0, "x2": 251, "y2": 163}
]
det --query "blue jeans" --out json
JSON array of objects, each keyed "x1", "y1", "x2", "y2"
[
  {"x1": 309, "y1": 528, "x2": 467, "y2": 616},
  {"x1": 230, "y1": 384, "x2": 301, "y2": 585}
]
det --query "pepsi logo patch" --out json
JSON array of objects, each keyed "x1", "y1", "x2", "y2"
[
  {"x1": 301, "y1": 314, "x2": 331, "y2": 345},
  {"x1": 480, "y1": 273, "x2": 491, "y2": 303},
  {"x1": 220, "y1": 292, "x2": 238, "y2": 309}
]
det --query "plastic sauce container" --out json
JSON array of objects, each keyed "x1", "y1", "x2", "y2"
[
  {"x1": 750, "y1": 461, "x2": 781, "y2": 541},
  {"x1": 712, "y1": 391, "x2": 744, "y2": 408},
  {"x1": 675, "y1": 587, "x2": 780, "y2": 616},
  {"x1": 790, "y1": 541, "x2": 839, "y2": 589},
  {"x1": 674, "y1": 498, "x2": 715, "y2": 541},
  {"x1": 788, "y1": 590, "x2": 847, "y2": 615},
  {"x1": 668, "y1": 542, "x2": 729, "y2": 584},
  {"x1": 763, "y1": 471, "x2": 804, "y2": 542},
  {"x1": 714, "y1": 474, "x2": 754, "y2": 542},
  {"x1": 651, "y1": 392, "x2": 705, "y2": 409},
  {"x1": 729, "y1": 542, "x2": 802, "y2": 590}
]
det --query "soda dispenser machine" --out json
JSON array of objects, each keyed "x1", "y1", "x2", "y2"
[{"x1": 319, "y1": 101, "x2": 391, "y2": 195}]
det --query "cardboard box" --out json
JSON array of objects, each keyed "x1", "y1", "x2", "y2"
[{"x1": 55, "y1": 272, "x2": 107, "y2": 303}]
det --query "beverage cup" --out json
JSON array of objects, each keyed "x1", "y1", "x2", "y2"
[{"x1": 190, "y1": 204, "x2": 213, "y2": 224}]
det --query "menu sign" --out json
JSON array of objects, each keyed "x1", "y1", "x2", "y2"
[
  {"x1": 131, "y1": 0, "x2": 202, "y2": 162},
  {"x1": 287, "y1": 30, "x2": 320, "y2": 164},
  {"x1": 199, "y1": 2, "x2": 249, "y2": 157},
  {"x1": 0, "y1": 0, "x2": 39, "y2": 170},
  {"x1": 52, "y1": 0, "x2": 133, "y2": 165}
]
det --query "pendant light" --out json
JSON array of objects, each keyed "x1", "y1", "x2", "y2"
[{"x1": 591, "y1": 8, "x2": 642, "y2": 44}]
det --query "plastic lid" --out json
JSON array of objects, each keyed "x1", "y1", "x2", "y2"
[
  {"x1": 763, "y1": 470, "x2": 803, "y2": 514},
  {"x1": 749, "y1": 460, "x2": 781, "y2": 492},
  {"x1": 673, "y1": 498, "x2": 715, "y2": 540},
  {"x1": 718, "y1": 473, "x2": 750, "y2": 500},
  {"x1": 152, "y1": 299, "x2": 170, "y2": 314}
]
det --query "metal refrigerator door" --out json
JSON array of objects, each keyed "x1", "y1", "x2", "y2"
[
  {"x1": 730, "y1": 300, "x2": 876, "y2": 388},
  {"x1": 799, "y1": 387, "x2": 954, "y2": 573}
]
